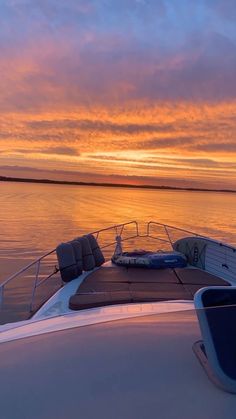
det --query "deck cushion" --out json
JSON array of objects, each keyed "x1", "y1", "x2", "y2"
[
  {"x1": 78, "y1": 236, "x2": 95, "y2": 271},
  {"x1": 175, "y1": 268, "x2": 229, "y2": 286},
  {"x1": 71, "y1": 240, "x2": 83, "y2": 276},
  {"x1": 56, "y1": 243, "x2": 79, "y2": 283},
  {"x1": 126, "y1": 268, "x2": 179, "y2": 283},
  {"x1": 78, "y1": 281, "x2": 130, "y2": 293},
  {"x1": 130, "y1": 283, "x2": 192, "y2": 301},
  {"x1": 86, "y1": 234, "x2": 105, "y2": 267},
  {"x1": 69, "y1": 291, "x2": 131, "y2": 310},
  {"x1": 82, "y1": 266, "x2": 179, "y2": 285},
  {"x1": 69, "y1": 265, "x2": 230, "y2": 311}
]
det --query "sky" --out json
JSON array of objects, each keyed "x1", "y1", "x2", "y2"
[{"x1": 0, "y1": 0, "x2": 236, "y2": 189}]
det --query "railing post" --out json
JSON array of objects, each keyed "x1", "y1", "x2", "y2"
[
  {"x1": 164, "y1": 225, "x2": 173, "y2": 248},
  {"x1": 29, "y1": 260, "x2": 41, "y2": 312},
  {"x1": 147, "y1": 222, "x2": 150, "y2": 237},
  {"x1": 136, "y1": 221, "x2": 139, "y2": 237},
  {"x1": 0, "y1": 285, "x2": 4, "y2": 309}
]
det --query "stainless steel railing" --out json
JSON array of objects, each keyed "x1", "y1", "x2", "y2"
[
  {"x1": 146, "y1": 221, "x2": 201, "y2": 246},
  {"x1": 1, "y1": 220, "x2": 235, "y2": 317},
  {"x1": 0, "y1": 221, "x2": 139, "y2": 313}
]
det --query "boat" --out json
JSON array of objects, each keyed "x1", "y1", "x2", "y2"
[{"x1": 1, "y1": 220, "x2": 236, "y2": 418}]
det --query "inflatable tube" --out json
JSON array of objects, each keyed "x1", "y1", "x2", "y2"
[{"x1": 112, "y1": 250, "x2": 187, "y2": 269}]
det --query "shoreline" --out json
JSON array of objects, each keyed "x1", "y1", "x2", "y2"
[{"x1": 0, "y1": 175, "x2": 235, "y2": 194}]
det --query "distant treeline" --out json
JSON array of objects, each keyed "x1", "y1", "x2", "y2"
[{"x1": 0, "y1": 175, "x2": 235, "y2": 194}]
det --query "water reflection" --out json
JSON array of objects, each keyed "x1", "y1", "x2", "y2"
[{"x1": 1, "y1": 182, "x2": 236, "y2": 280}]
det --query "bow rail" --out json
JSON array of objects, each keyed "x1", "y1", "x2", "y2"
[{"x1": 1, "y1": 220, "x2": 234, "y2": 322}]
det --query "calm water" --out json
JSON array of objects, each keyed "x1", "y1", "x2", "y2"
[{"x1": 1, "y1": 181, "x2": 236, "y2": 323}]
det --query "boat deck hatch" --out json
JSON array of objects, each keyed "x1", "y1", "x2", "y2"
[{"x1": 69, "y1": 266, "x2": 229, "y2": 310}]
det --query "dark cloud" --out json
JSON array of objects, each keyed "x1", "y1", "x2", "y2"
[
  {"x1": 190, "y1": 142, "x2": 236, "y2": 152},
  {"x1": 87, "y1": 153, "x2": 236, "y2": 170},
  {"x1": 10, "y1": 146, "x2": 79, "y2": 156},
  {"x1": 27, "y1": 119, "x2": 175, "y2": 134},
  {"x1": 43, "y1": 146, "x2": 79, "y2": 156},
  {"x1": 138, "y1": 136, "x2": 236, "y2": 153},
  {"x1": 168, "y1": 157, "x2": 236, "y2": 169},
  {"x1": 136, "y1": 136, "x2": 199, "y2": 149}
]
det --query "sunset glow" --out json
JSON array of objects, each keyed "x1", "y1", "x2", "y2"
[{"x1": 1, "y1": 1, "x2": 236, "y2": 189}]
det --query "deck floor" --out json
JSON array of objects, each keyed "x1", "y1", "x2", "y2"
[{"x1": 69, "y1": 266, "x2": 229, "y2": 310}]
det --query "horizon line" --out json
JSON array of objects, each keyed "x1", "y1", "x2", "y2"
[{"x1": 0, "y1": 175, "x2": 236, "y2": 194}]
